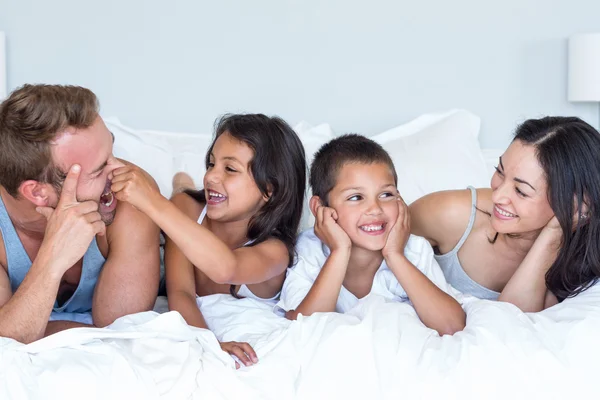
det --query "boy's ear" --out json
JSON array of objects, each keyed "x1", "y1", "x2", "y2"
[
  {"x1": 19, "y1": 180, "x2": 52, "y2": 207},
  {"x1": 309, "y1": 196, "x2": 324, "y2": 217}
]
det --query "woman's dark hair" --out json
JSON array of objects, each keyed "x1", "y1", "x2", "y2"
[
  {"x1": 185, "y1": 114, "x2": 306, "y2": 297},
  {"x1": 513, "y1": 116, "x2": 600, "y2": 300}
]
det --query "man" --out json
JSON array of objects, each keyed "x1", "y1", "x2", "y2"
[{"x1": 0, "y1": 84, "x2": 160, "y2": 343}]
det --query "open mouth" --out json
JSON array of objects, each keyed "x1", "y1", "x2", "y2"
[
  {"x1": 100, "y1": 190, "x2": 114, "y2": 207},
  {"x1": 207, "y1": 189, "x2": 227, "y2": 204},
  {"x1": 100, "y1": 180, "x2": 116, "y2": 209}
]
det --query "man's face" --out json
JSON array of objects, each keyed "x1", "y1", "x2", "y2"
[{"x1": 50, "y1": 116, "x2": 122, "y2": 225}]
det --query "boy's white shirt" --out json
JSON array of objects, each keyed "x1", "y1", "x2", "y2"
[{"x1": 276, "y1": 228, "x2": 465, "y2": 314}]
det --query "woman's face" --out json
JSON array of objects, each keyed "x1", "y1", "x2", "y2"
[{"x1": 490, "y1": 140, "x2": 555, "y2": 234}]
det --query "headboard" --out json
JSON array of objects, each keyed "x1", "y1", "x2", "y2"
[{"x1": 0, "y1": 32, "x2": 6, "y2": 100}]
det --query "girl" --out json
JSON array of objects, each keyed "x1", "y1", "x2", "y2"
[
  {"x1": 110, "y1": 114, "x2": 306, "y2": 367},
  {"x1": 410, "y1": 116, "x2": 600, "y2": 311}
]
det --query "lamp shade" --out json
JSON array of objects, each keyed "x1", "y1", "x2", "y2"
[{"x1": 568, "y1": 33, "x2": 600, "y2": 102}]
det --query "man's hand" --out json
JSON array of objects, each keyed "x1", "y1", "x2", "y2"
[
  {"x1": 36, "y1": 164, "x2": 105, "y2": 274},
  {"x1": 382, "y1": 194, "x2": 410, "y2": 258},
  {"x1": 314, "y1": 205, "x2": 352, "y2": 253},
  {"x1": 110, "y1": 165, "x2": 162, "y2": 214}
]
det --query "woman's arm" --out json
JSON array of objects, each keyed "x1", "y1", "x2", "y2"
[{"x1": 498, "y1": 226, "x2": 560, "y2": 312}]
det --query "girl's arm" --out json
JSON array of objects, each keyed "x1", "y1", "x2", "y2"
[
  {"x1": 111, "y1": 167, "x2": 289, "y2": 285},
  {"x1": 164, "y1": 194, "x2": 208, "y2": 329}
]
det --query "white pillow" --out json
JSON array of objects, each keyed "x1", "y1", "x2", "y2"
[
  {"x1": 293, "y1": 121, "x2": 335, "y2": 231},
  {"x1": 105, "y1": 116, "x2": 333, "y2": 232},
  {"x1": 371, "y1": 109, "x2": 489, "y2": 204},
  {"x1": 104, "y1": 116, "x2": 213, "y2": 196}
]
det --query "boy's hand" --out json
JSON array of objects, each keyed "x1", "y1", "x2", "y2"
[
  {"x1": 314, "y1": 206, "x2": 352, "y2": 252},
  {"x1": 383, "y1": 194, "x2": 410, "y2": 258},
  {"x1": 110, "y1": 165, "x2": 161, "y2": 214}
]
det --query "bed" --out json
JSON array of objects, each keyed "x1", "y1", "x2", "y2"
[{"x1": 1, "y1": 110, "x2": 597, "y2": 400}]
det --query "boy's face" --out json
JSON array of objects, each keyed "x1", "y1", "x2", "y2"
[{"x1": 327, "y1": 162, "x2": 398, "y2": 252}]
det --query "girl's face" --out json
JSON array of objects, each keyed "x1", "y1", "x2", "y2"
[
  {"x1": 490, "y1": 140, "x2": 554, "y2": 235},
  {"x1": 203, "y1": 132, "x2": 267, "y2": 223}
]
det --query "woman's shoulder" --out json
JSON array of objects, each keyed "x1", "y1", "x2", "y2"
[{"x1": 409, "y1": 188, "x2": 490, "y2": 245}]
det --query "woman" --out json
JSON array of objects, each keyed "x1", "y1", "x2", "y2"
[{"x1": 410, "y1": 116, "x2": 600, "y2": 311}]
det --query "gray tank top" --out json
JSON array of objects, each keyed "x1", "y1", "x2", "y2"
[
  {"x1": 0, "y1": 194, "x2": 106, "y2": 313},
  {"x1": 434, "y1": 187, "x2": 500, "y2": 300}
]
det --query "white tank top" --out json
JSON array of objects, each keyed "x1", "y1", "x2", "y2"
[{"x1": 197, "y1": 206, "x2": 280, "y2": 304}]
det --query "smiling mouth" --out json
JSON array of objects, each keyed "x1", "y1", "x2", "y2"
[
  {"x1": 208, "y1": 190, "x2": 227, "y2": 202},
  {"x1": 359, "y1": 223, "x2": 385, "y2": 233},
  {"x1": 494, "y1": 205, "x2": 517, "y2": 218}
]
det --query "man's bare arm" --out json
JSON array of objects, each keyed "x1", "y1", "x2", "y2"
[
  {"x1": 44, "y1": 320, "x2": 92, "y2": 337},
  {"x1": 0, "y1": 258, "x2": 62, "y2": 343},
  {"x1": 92, "y1": 201, "x2": 160, "y2": 327}
]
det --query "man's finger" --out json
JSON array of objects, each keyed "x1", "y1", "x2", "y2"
[
  {"x1": 35, "y1": 206, "x2": 54, "y2": 220},
  {"x1": 58, "y1": 164, "x2": 81, "y2": 205}
]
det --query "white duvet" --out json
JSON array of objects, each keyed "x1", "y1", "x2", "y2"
[{"x1": 1, "y1": 285, "x2": 599, "y2": 400}]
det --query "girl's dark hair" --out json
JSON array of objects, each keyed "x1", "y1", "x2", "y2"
[
  {"x1": 185, "y1": 114, "x2": 306, "y2": 297},
  {"x1": 513, "y1": 116, "x2": 600, "y2": 300}
]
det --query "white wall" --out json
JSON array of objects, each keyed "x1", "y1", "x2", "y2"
[{"x1": 0, "y1": 0, "x2": 599, "y2": 148}]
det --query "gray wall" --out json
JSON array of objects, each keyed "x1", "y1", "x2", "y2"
[{"x1": 1, "y1": 0, "x2": 599, "y2": 148}]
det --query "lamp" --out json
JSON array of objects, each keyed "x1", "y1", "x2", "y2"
[{"x1": 568, "y1": 33, "x2": 600, "y2": 129}]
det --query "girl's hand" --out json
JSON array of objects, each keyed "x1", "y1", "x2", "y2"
[
  {"x1": 220, "y1": 341, "x2": 258, "y2": 369},
  {"x1": 110, "y1": 165, "x2": 161, "y2": 214},
  {"x1": 383, "y1": 194, "x2": 410, "y2": 258},
  {"x1": 314, "y1": 205, "x2": 352, "y2": 253}
]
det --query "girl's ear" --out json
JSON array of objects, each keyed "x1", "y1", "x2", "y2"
[
  {"x1": 263, "y1": 184, "x2": 274, "y2": 202},
  {"x1": 309, "y1": 196, "x2": 323, "y2": 217}
]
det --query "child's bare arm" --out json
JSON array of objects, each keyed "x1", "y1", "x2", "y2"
[
  {"x1": 384, "y1": 195, "x2": 466, "y2": 335},
  {"x1": 385, "y1": 253, "x2": 465, "y2": 335},
  {"x1": 286, "y1": 205, "x2": 352, "y2": 319},
  {"x1": 285, "y1": 249, "x2": 350, "y2": 319}
]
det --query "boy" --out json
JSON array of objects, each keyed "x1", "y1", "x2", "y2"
[{"x1": 277, "y1": 134, "x2": 466, "y2": 335}]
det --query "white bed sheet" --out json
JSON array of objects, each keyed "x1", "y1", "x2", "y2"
[{"x1": 2, "y1": 283, "x2": 598, "y2": 400}]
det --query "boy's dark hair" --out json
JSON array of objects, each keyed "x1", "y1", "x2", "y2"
[{"x1": 310, "y1": 134, "x2": 397, "y2": 205}]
